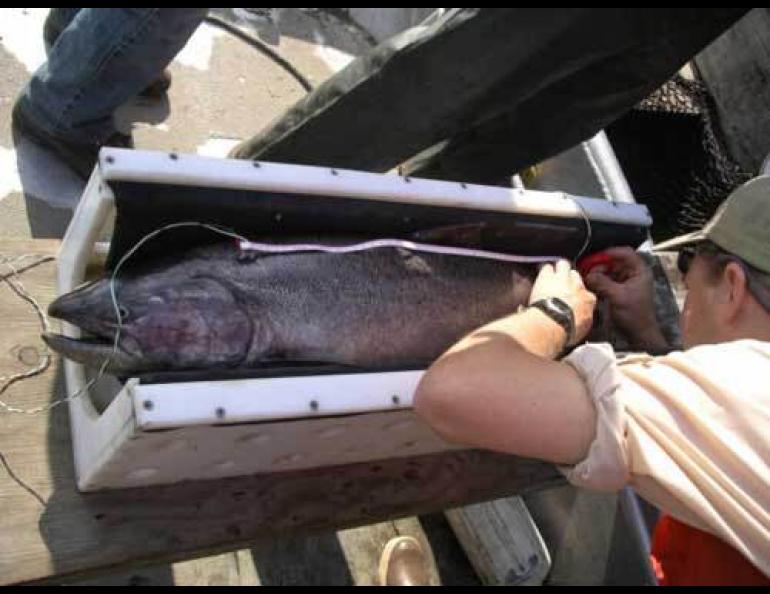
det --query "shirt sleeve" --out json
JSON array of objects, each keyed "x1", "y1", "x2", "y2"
[
  {"x1": 558, "y1": 340, "x2": 770, "y2": 576},
  {"x1": 558, "y1": 342, "x2": 631, "y2": 491}
]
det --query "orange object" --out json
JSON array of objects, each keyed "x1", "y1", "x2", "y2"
[
  {"x1": 577, "y1": 251, "x2": 613, "y2": 277},
  {"x1": 651, "y1": 515, "x2": 770, "y2": 586}
]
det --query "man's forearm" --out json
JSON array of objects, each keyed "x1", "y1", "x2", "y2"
[
  {"x1": 414, "y1": 308, "x2": 596, "y2": 465},
  {"x1": 444, "y1": 307, "x2": 567, "y2": 361}
]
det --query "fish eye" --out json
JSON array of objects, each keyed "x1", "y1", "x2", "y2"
[{"x1": 118, "y1": 306, "x2": 130, "y2": 320}]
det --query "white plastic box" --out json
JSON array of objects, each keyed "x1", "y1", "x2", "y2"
[{"x1": 57, "y1": 142, "x2": 650, "y2": 491}]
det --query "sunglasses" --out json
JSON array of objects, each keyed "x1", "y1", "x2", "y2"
[
  {"x1": 677, "y1": 247, "x2": 696, "y2": 276},
  {"x1": 675, "y1": 243, "x2": 770, "y2": 313},
  {"x1": 676, "y1": 242, "x2": 724, "y2": 276}
]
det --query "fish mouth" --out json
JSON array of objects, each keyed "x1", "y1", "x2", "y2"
[
  {"x1": 48, "y1": 287, "x2": 117, "y2": 338},
  {"x1": 46, "y1": 283, "x2": 137, "y2": 371},
  {"x1": 42, "y1": 332, "x2": 138, "y2": 373}
]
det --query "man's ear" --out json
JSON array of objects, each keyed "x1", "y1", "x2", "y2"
[{"x1": 721, "y1": 261, "x2": 748, "y2": 322}]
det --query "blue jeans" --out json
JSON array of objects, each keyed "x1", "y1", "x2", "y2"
[{"x1": 18, "y1": 8, "x2": 207, "y2": 144}]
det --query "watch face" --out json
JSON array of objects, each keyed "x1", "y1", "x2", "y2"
[
  {"x1": 532, "y1": 298, "x2": 575, "y2": 346},
  {"x1": 549, "y1": 298, "x2": 572, "y2": 317}
]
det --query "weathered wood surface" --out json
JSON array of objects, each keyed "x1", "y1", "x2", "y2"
[
  {"x1": 0, "y1": 239, "x2": 563, "y2": 585},
  {"x1": 446, "y1": 496, "x2": 551, "y2": 586},
  {"x1": 69, "y1": 517, "x2": 472, "y2": 586}
]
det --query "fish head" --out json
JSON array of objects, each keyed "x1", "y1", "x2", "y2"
[{"x1": 44, "y1": 272, "x2": 254, "y2": 374}]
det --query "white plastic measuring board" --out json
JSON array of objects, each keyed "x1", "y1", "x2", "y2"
[
  {"x1": 57, "y1": 147, "x2": 651, "y2": 491},
  {"x1": 133, "y1": 370, "x2": 424, "y2": 430}
]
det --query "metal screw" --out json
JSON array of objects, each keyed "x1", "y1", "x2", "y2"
[
  {"x1": 105, "y1": 155, "x2": 115, "y2": 164},
  {"x1": 330, "y1": 169, "x2": 339, "y2": 176},
  {"x1": 392, "y1": 395, "x2": 401, "y2": 406},
  {"x1": 310, "y1": 400, "x2": 319, "y2": 412},
  {"x1": 460, "y1": 182, "x2": 468, "y2": 189},
  {"x1": 143, "y1": 400, "x2": 154, "y2": 411},
  {"x1": 252, "y1": 160, "x2": 261, "y2": 168},
  {"x1": 403, "y1": 176, "x2": 412, "y2": 183},
  {"x1": 216, "y1": 407, "x2": 226, "y2": 419},
  {"x1": 169, "y1": 153, "x2": 178, "y2": 160}
]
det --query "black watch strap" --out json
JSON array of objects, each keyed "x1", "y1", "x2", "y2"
[{"x1": 529, "y1": 297, "x2": 576, "y2": 347}]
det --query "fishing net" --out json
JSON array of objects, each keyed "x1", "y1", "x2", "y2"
[{"x1": 607, "y1": 74, "x2": 750, "y2": 241}]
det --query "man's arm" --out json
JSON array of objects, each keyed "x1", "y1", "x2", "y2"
[{"x1": 414, "y1": 260, "x2": 599, "y2": 466}]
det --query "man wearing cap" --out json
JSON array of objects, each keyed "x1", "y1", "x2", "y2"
[{"x1": 411, "y1": 177, "x2": 770, "y2": 585}]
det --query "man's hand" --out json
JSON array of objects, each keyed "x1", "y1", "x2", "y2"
[
  {"x1": 584, "y1": 247, "x2": 669, "y2": 352},
  {"x1": 529, "y1": 259, "x2": 597, "y2": 345}
]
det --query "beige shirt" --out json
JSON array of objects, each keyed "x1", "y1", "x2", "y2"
[{"x1": 562, "y1": 339, "x2": 770, "y2": 577}]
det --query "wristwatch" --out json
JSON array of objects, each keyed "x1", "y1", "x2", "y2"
[{"x1": 529, "y1": 297, "x2": 576, "y2": 347}]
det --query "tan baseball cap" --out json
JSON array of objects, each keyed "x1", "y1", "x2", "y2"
[{"x1": 652, "y1": 175, "x2": 770, "y2": 274}]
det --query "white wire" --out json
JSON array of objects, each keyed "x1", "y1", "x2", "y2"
[
  {"x1": 572, "y1": 198, "x2": 593, "y2": 264},
  {"x1": 0, "y1": 256, "x2": 55, "y2": 414},
  {"x1": 239, "y1": 238, "x2": 561, "y2": 264}
]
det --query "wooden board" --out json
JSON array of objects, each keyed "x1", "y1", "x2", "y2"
[
  {"x1": 70, "y1": 518, "x2": 467, "y2": 586},
  {"x1": 0, "y1": 239, "x2": 563, "y2": 585},
  {"x1": 446, "y1": 496, "x2": 550, "y2": 586}
]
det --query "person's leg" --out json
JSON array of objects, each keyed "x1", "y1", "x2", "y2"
[
  {"x1": 14, "y1": 8, "x2": 207, "y2": 177},
  {"x1": 43, "y1": 8, "x2": 83, "y2": 52},
  {"x1": 19, "y1": 8, "x2": 206, "y2": 144},
  {"x1": 43, "y1": 8, "x2": 173, "y2": 97}
]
